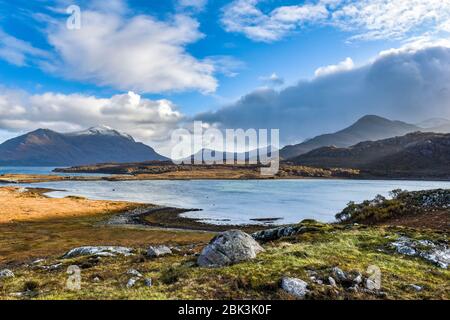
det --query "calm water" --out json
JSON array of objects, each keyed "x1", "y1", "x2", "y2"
[{"x1": 21, "y1": 179, "x2": 450, "y2": 225}]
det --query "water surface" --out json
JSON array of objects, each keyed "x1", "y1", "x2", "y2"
[{"x1": 24, "y1": 179, "x2": 450, "y2": 225}]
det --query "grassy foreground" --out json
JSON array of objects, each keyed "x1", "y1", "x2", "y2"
[
  {"x1": 1, "y1": 222, "x2": 448, "y2": 300},
  {"x1": 0, "y1": 187, "x2": 448, "y2": 300}
]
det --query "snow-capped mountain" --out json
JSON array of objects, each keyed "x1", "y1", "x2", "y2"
[
  {"x1": 0, "y1": 127, "x2": 168, "y2": 166},
  {"x1": 66, "y1": 125, "x2": 134, "y2": 141}
]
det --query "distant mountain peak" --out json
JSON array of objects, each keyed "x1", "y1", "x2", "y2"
[
  {"x1": 280, "y1": 114, "x2": 421, "y2": 160},
  {"x1": 66, "y1": 125, "x2": 134, "y2": 141}
]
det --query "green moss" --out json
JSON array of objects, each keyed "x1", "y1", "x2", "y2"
[{"x1": 1, "y1": 225, "x2": 448, "y2": 300}]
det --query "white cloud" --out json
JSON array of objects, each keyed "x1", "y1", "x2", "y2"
[
  {"x1": 178, "y1": 0, "x2": 208, "y2": 11},
  {"x1": 196, "y1": 46, "x2": 450, "y2": 145},
  {"x1": 0, "y1": 90, "x2": 184, "y2": 148},
  {"x1": 332, "y1": 0, "x2": 450, "y2": 41},
  {"x1": 259, "y1": 73, "x2": 284, "y2": 86},
  {"x1": 203, "y1": 55, "x2": 245, "y2": 78},
  {"x1": 314, "y1": 57, "x2": 354, "y2": 77},
  {"x1": 221, "y1": 0, "x2": 450, "y2": 43},
  {"x1": 39, "y1": 1, "x2": 217, "y2": 94},
  {"x1": 0, "y1": 29, "x2": 49, "y2": 66},
  {"x1": 221, "y1": 0, "x2": 328, "y2": 42}
]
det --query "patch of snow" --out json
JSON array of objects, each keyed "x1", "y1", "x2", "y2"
[{"x1": 65, "y1": 125, "x2": 134, "y2": 141}]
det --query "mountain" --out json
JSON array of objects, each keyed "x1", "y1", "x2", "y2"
[
  {"x1": 289, "y1": 132, "x2": 450, "y2": 178},
  {"x1": 0, "y1": 126, "x2": 168, "y2": 166},
  {"x1": 180, "y1": 147, "x2": 278, "y2": 164},
  {"x1": 280, "y1": 115, "x2": 421, "y2": 159}
]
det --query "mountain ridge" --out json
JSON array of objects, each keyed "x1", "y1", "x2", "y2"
[
  {"x1": 280, "y1": 115, "x2": 423, "y2": 159},
  {"x1": 289, "y1": 131, "x2": 450, "y2": 179},
  {"x1": 0, "y1": 127, "x2": 168, "y2": 166}
]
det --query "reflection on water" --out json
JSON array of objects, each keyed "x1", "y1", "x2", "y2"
[{"x1": 22, "y1": 179, "x2": 450, "y2": 225}]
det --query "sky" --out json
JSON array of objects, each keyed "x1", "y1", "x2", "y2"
[{"x1": 1, "y1": 0, "x2": 450, "y2": 156}]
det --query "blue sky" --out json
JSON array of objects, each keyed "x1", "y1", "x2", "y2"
[{"x1": 1, "y1": 0, "x2": 450, "y2": 154}]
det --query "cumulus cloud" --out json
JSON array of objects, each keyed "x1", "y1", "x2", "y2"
[
  {"x1": 0, "y1": 90, "x2": 184, "y2": 149},
  {"x1": 36, "y1": 0, "x2": 217, "y2": 94},
  {"x1": 314, "y1": 57, "x2": 354, "y2": 77},
  {"x1": 196, "y1": 46, "x2": 450, "y2": 145},
  {"x1": 221, "y1": 0, "x2": 450, "y2": 43}
]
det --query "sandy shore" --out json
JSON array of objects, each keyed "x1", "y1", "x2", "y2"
[{"x1": 0, "y1": 186, "x2": 139, "y2": 224}]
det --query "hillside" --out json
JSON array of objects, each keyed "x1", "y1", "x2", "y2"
[
  {"x1": 0, "y1": 126, "x2": 168, "y2": 166},
  {"x1": 290, "y1": 132, "x2": 450, "y2": 178},
  {"x1": 280, "y1": 115, "x2": 421, "y2": 159}
]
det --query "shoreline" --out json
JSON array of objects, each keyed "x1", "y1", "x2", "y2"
[{"x1": 2, "y1": 172, "x2": 450, "y2": 184}]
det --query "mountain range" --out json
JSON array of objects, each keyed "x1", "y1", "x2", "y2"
[
  {"x1": 1, "y1": 115, "x2": 449, "y2": 168},
  {"x1": 0, "y1": 126, "x2": 167, "y2": 166},
  {"x1": 280, "y1": 115, "x2": 450, "y2": 159}
]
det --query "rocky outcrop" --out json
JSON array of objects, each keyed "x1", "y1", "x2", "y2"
[
  {"x1": 390, "y1": 237, "x2": 449, "y2": 269},
  {"x1": 252, "y1": 221, "x2": 327, "y2": 242},
  {"x1": 62, "y1": 246, "x2": 133, "y2": 258},
  {"x1": 197, "y1": 230, "x2": 264, "y2": 267}
]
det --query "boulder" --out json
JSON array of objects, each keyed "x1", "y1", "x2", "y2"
[
  {"x1": 126, "y1": 269, "x2": 142, "y2": 278},
  {"x1": 147, "y1": 245, "x2": 172, "y2": 258},
  {"x1": 197, "y1": 230, "x2": 264, "y2": 267},
  {"x1": 328, "y1": 276, "x2": 337, "y2": 287},
  {"x1": 331, "y1": 267, "x2": 347, "y2": 283},
  {"x1": 0, "y1": 269, "x2": 14, "y2": 278},
  {"x1": 62, "y1": 246, "x2": 133, "y2": 258},
  {"x1": 144, "y1": 278, "x2": 153, "y2": 287},
  {"x1": 126, "y1": 277, "x2": 138, "y2": 288},
  {"x1": 281, "y1": 277, "x2": 309, "y2": 299}
]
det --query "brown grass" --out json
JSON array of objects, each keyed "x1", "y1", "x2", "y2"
[
  {"x1": 0, "y1": 187, "x2": 136, "y2": 223},
  {"x1": 0, "y1": 187, "x2": 212, "y2": 265}
]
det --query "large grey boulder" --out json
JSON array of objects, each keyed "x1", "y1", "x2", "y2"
[
  {"x1": 197, "y1": 230, "x2": 264, "y2": 267},
  {"x1": 281, "y1": 277, "x2": 309, "y2": 299},
  {"x1": 62, "y1": 246, "x2": 133, "y2": 258}
]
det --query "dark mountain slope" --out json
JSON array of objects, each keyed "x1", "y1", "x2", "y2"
[
  {"x1": 0, "y1": 126, "x2": 167, "y2": 166},
  {"x1": 290, "y1": 132, "x2": 450, "y2": 178},
  {"x1": 280, "y1": 115, "x2": 421, "y2": 159}
]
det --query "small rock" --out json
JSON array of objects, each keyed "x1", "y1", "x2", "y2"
[
  {"x1": 42, "y1": 263, "x2": 63, "y2": 271},
  {"x1": 331, "y1": 267, "x2": 347, "y2": 282},
  {"x1": 328, "y1": 276, "x2": 337, "y2": 287},
  {"x1": 408, "y1": 284, "x2": 423, "y2": 292},
  {"x1": 126, "y1": 277, "x2": 138, "y2": 288},
  {"x1": 147, "y1": 245, "x2": 172, "y2": 258},
  {"x1": 352, "y1": 274, "x2": 363, "y2": 285},
  {"x1": 365, "y1": 278, "x2": 378, "y2": 290},
  {"x1": 197, "y1": 230, "x2": 264, "y2": 267},
  {"x1": 126, "y1": 269, "x2": 143, "y2": 278},
  {"x1": 0, "y1": 269, "x2": 14, "y2": 278},
  {"x1": 347, "y1": 285, "x2": 359, "y2": 293},
  {"x1": 281, "y1": 277, "x2": 309, "y2": 299},
  {"x1": 93, "y1": 277, "x2": 100, "y2": 282},
  {"x1": 144, "y1": 278, "x2": 152, "y2": 287},
  {"x1": 31, "y1": 259, "x2": 45, "y2": 265}
]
